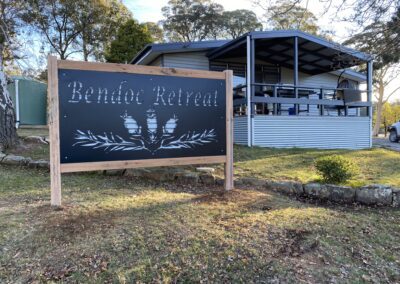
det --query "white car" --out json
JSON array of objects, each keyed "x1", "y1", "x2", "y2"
[{"x1": 388, "y1": 121, "x2": 400, "y2": 142}]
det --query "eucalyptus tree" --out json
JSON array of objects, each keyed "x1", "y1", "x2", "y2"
[
  {"x1": 161, "y1": 0, "x2": 224, "y2": 42},
  {"x1": 143, "y1": 22, "x2": 165, "y2": 43},
  {"x1": 73, "y1": 0, "x2": 132, "y2": 61},
  {"x1": 105, "y1": 19, "x2": 153, "y2": 63},
  {"x1": 24, "y1": 0, "x2": 83, "y2": 60},
  {"x1": 266, "y1": 2, "x2": 319, "y2": 34},
  {"x1": 344, "y1": 23, "x2": 400, "y2": 136},
  {"x1": 221, "y1": 10, "x2": 263, "y2": 39},
  {"x1": 0, "y1": 0, "x2": 25, "y2": 150}
]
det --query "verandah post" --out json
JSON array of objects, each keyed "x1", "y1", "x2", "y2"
[
  {"x1": 293, "y1": 36, "x2": 299, "y2": 115},
  {"x1": 246, "y1": 35, "x2": 252, "y2": 147},
  {"x1": 250, "y1": 37, "x2": 255, "y2": 145},
  {"x1": 367, "y1": 60, "x2": 373, "y2": 147}
]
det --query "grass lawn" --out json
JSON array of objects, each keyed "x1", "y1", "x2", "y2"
[
  {"x1": 1, "y1": 164, "x2": 400, "y2": 283},
  {"x1": 17, "y1": 127, "x2": 49, "y2": 138},
  {"x1": 232, "y1": 146, "x2": 400, "y2": 187},
  {"x1": 6, "y1": 131, "x2": 400, "y2": 188}
]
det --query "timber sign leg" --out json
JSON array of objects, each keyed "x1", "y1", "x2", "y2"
[{"x1": 47, "y1": 57, "x2": 234, "y2": 205}]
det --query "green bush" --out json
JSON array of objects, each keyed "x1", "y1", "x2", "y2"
[{"x1": 314, "y1": 155, "x2": 358, "y2": 184}]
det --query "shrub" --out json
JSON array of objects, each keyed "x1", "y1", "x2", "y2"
[{"x1": 314, "y1": 155, "x2": 358, "y2": 184}]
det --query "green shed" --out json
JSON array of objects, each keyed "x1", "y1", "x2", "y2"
[{"x1": 8, "y1": 76, "x2": 47, "y2": 126}]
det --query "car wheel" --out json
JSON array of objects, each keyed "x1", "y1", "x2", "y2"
[{"x1": 389, "y1": 130, "x2": 398, "y2": 143}]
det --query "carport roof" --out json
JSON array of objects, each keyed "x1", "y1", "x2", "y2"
[
  {"x1": 208, "y1": 30, "x2": 373, "y2": 75},
  {"x1": 131, "y1": 30, "x2": 372, "y2": 77}
]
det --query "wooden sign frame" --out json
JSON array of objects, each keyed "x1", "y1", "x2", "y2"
[{"x1": 47, "y1": 56, "x2": 233, "y2": 206}]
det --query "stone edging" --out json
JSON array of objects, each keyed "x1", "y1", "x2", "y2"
[
  {"x1": 0, "y1": 153, "x2": 49, "y2": 169},
  {"x1": 1, "y1": 152, "x2": 399, "y2": 208},
  {"x1": 238, "y1": 178, "x2": 400, "y2": 208}
]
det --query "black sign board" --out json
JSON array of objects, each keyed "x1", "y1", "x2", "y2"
[
  {"x1": 48, "y1": 58, "x2": 233, "y2": 206},
  {"x1": 58, "y1": 69, "x2": 227, "y2": 164}
]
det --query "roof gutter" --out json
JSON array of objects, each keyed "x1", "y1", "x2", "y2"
[{"x1": 130, "y1": 45, "x2": 152, "y2": 64}]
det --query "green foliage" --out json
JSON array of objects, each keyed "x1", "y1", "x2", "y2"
[
  {"x1": 23, "y1": 0, "x2": 83, "y2": 60},
  {"x1": 221, "y1": 10, "x2": 263, "y2": 39},
  {"x1": 74, "y1": 0, "x2": 132, "y2": 61},
  {"x1": 343, "y1": 22, "x2": 397, "y2": 70},
  {"x1": 385, "y1": 7, "x2": 400, "y2": 64},
  {"x1": 143, "y1": 22, "x2": 164, "y2": 43},
  {"x1": 314, "y1": 155, "x2": 358, "y2": 184},
  {"x1": 105, "y1": 19, "x2": 153, "y2": 63},
  {"x1": 161, "y1": 0, "x2": 262, "y2": 41},
  {"x1": 382, "y1": 102, "x2": 400, "y2": 128},
  {"x1": 161, "y1": 0, "x2": 224, "y2": 41},
  {"x1": 266, "y1": 2, "x2": 320, "y2": 35},
  {"x1": 24, "y1": 0, "x2": 132, "y2": 61}
]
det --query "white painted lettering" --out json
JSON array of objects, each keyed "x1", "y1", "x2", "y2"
[{"x1": 68, "y1": 81, "x2": 83, "y2": 103}]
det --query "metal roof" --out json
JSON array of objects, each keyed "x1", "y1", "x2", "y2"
[
  {"x1": 131, "y1": 30, "x2": 372, "y2": 77},
  {"x1": 207, "y1": 30, "x2": 372, "y2": 75},
  {"x1": 208, "y1": 30, "x2": 371, "y2": 61},
  {"x1": 130, "y1": 40, "x2": 229, "y2": 64}
]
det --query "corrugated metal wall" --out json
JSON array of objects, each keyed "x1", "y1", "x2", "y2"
[
  {"x1": 281, "y1": 67, "x2": 340, "y2": 87},
  {"x1": 163, "y1": 52, "x2": 209, "y2": 70},
  {"x1": 234, "y1": 116, "x2": 248, "y2": 145},
  {"x1": 252, "y1": 116, "x2": 371, "y2": 149},
  {"x1": 149, "y1": 56, "x2": 162, "y2": 66},
  {"x1": 8, "y1": 78, "x2": 47, "y2": 125}
]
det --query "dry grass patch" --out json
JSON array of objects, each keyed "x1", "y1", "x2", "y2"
[{"x1": 1, "y1": 165, "x2": 400, "y2": 283}]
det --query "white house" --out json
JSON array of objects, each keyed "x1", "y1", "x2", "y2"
[{"x1": 131, "y1": 30, "x2": 373, "y2": 149}]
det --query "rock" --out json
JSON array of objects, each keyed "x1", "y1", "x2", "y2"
[
  {"x1": 0, "y1": 152, "x2": 6, "y2": 161},
  {"x1": 28, "y1": 159, "x2": 50, "y2": 169},
  {"x1": 103, "y1": 169, "x2": 125, "y2": 176},
  {"x1": 326, "y1": 185, "x2": 355, "y2": 203},
  {"x1": 304, "y1": 183, "x2": 329, "y2": 199},
  {"x1": 125, "y1": 167, "x2": 182, "y2": 182},
  {"x1": 196, "y1": 167, "x2": 215, "y2": 173},
  {"x1": 24, "y1": 136, "x2": 48, "y2": 144},
  {"x1": 240, "y1": 177, "x2": 266, "y2": 187},
  {"x1": 199, "y1": 173, "x2": 215, "y2": 185},
  {"x1": 234, "y1": 178, "x2": 244, "y2": 186},
  {"x1": 356, "y1": 184, "x2": 393, "y2": 206},
  {"x1": 392, "y1": 188, "x2": 400, "y2": 207},
  {"x1": 265, "y1": 180, "x2": 304, "y2": 195},
  {"x1": 176, "y1": 172, "x2": 199, "y2": 184},
  {"x1": 215, "y1": 178, "x2": 224, "y2": 186},
  {"x1": 124, "y1": 168, "x2": 151, "y2": 177},
  {"x1": 2, "y1": 155, "x2": 30, "y2": 166}
]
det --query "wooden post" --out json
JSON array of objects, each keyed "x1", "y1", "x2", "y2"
[
  {"x1": 224, "y1": 70, "x2": 234, "y2": 191},
  {"x1": 48, "y1": 56, "x2": 62, "y2": 206}
]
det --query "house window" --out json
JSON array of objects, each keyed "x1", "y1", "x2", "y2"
[
  {"x1": 209, "y1": 62, "x2": 246, "y2": 87},
  {"x1": 210, "y1": 62, "x2": 280, "y2": 87}
]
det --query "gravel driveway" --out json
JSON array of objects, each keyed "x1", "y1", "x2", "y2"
[{"x1": 373, "y1": 137, "x2": 400, "y2": 152}]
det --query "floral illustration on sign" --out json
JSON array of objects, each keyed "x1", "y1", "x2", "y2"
[{"x1": 73, "y1": 109, "x2": 217, "y2": 153}]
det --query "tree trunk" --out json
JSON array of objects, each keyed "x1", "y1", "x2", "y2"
[
  {"x1": 83, "y1": 35, "x2": 89, "y2": 61},
  {"x1": 372, "y1": 81, "x2": 385, "y2": 137},
  {"x1": 0, "y1": 63, "x2": 17, "y2": 152}
]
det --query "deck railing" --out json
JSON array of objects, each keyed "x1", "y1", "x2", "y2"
[{"x1": 233, "y1": 83, "x2": 371, "y2": 116}]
